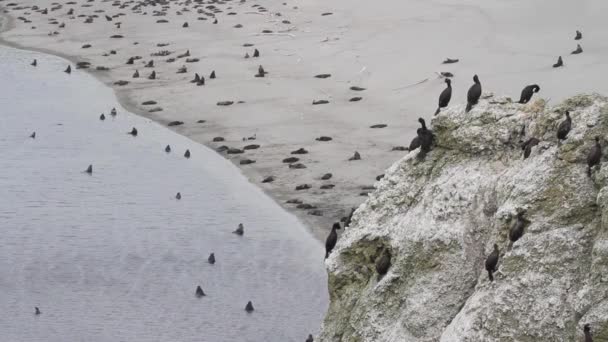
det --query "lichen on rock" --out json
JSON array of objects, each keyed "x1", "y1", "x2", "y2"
[{"x1": 319, "y1": 94, "x2": 608, "y2": 341}]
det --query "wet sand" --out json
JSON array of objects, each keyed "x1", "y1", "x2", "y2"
[{"x1": 3, "y1": 0, "x2": 608, "y2": 238}]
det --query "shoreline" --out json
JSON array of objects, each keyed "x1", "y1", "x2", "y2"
[{"x1": 0, "y1": 1, "x2": 397, "y2": 242}]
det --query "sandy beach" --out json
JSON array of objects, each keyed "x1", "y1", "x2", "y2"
[{"x1": 3, "y1": 0, "x2": 608, "y2": 238}]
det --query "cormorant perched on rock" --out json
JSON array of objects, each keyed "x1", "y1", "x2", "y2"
[
  {"x1": 30, "y1": 132, "x2": 36, "y2": 139},
  {"x1": 584, "y1": 324, "x2": 593, "y2": 342},
  {"x1": 208, "y1": 253, "x2": 215, "y2": 264},
  {"x1": 64, "y1": 65, "x2": 71, "y2": 74},
  {"x1": 509, "y1": 211, "x2": 526, "y2": 243},
  {"x1": 325, "y1": 223, "x2": 340, "y2": 259},
  {"x1": 233, "y1": 223, "x2": 244, "y2": 235},
  {"x1": 85, "y1": 164, "x2": 93, "y2": 174},
  {"x1": 587, "y1": 136, "x2": 602, "y2": 177},
  {"x1": 375, "y1": 249, "x2": 391, "y2": 279},
  {"x1": 557, "y1": 111, "x2": 571, "y2": 142},
  {"x1": 571, "y1": 44, "x2": 583, "y2": 55},
  {"x1": 306, "y1": 334, "x2": 314, "y2": 342},
  {"x1": 521, "y1": 137, "x2": 540, "y2": 159},
  {"x1": 35, "y1": 307, "x2": 41, "y2": 315},
  {"x1": 31, "y1": 59, "x2": 37, "y2": 67},
  {"x1": 191, "y1": 73, "x2": 200, "y2": 83},
  {"x1": 553, "y1": 56, "x2": 563, "y2": 68},
  {"x1": 435, "y1": 78, "x2": 452, "y2": 115},
  {"x1": 210, "y1": 70, "x2": 216, "y2": 79},
  {"x1": 575, "y1": 30, "x2": 583, "y2": 40},
  {"x1": 253, "y1": 48, "x2": 259, "y2": 57},
  {"x1": 195, "y1": 286, "x2": 205, "y2": 297},
  {"x1": 128, "y1": 127, "x2": 138, "y2": 136},
  {"x1": 165, "y1": 145, "x2": 171, "y2": 153},
  {"x1": 485, "y1": 244, "x2": 499, "y2": 282},
  {"x1": 466, "y1": 75, "x2": 481, "y2": 112},
  {"x1": 184, "y1": 149, "x2": 191, "y2": 158},
  {"x1": 175, "y1": 192, "x2": 181, "y2": 200},
  {"x1": 417, "y1": 118, "x2": 434, "y2": 156},
  {"x1": 245, "y1": 301, "x2": 254, "y2": 312},
  {"x1": 132, "y1": 70, "x2": 139, "y2": 78},
  {"x1": 99, "y1": 113, "x2": 105, "y2": 120},
  {"x1": 518, "y1": 84, "x2": 540, "y2": 104}
]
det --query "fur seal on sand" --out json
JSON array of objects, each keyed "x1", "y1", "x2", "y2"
[
  {"x1": 575, "y1": 30, "x2": 582, "y2": 40},
  {"x1": 325, "y1": 223, "x2": 340, "y2": 259},
  {"x1": 195, "y1": 286, "x2": 205, "y2": 297},
  {"x1": 85, "y1": 164, "x2": 93, "y2": 174},
  {"x1": 553, "y1": 56, "x2": 563, "y2": 68},
  {"x1": 184, "y1": 149, "x2": 191, "y2": 158},
  {"x1": 208, "y1": 253, "x2": 215, "y2": 264},
  {"x1": 233, "y1": 223, "x2": 244, "y2": 235},
  {"x1": 132, "y1": 70, "x2": 139, "y2": 78},
  {"x1": 518, "y1": 84, "x2": 540, "y2": 104},
  {"x1": 587, "y1": 136, "x2": 602, "y2": 177},
  {"x1": 485, "y1": 244, "x2": 499, "y2": 282},
  {"x1": 128, "y1": 127, "x2": 138, "y2": 136},
  {"x1": 571, "y1": 44, "x2": 583, "y2": 55},
  {"x1": 435, "y1": 78, "x2": 452, "y2": 115},
  {"x1": 148, "y1": 71, "x2": 156, "y2": 80},
  {"x1": 30, "y1": 132, "x2": 36, "y2": 139},
  {"x1": 175, "y1": 192, "x2": 181, "y2": 200},
  {"x1": 557, "y1": 111, "x2": 571, "y2": 142},
  {"x1": 35, "y1": 307, "x2": 41, "y2": 315},
  {"x1": 31, "y1": 59, "x2": 37, "y2": 66},
  {"x1": 210, "y1": 70, "x2": 216, "y2": 79},
  {"x1": 466, "y1": 75, "x2": 481, "y2": 112},
  {"x1": 110, "y1": 108, "x2": 117, "y2": 116},
  {"x1": 99, "y1": 113, "x2": 105, "y2": 120},
  {"x1": 64, "y1": 65, "x2": 71, "y2": 74},
  {"x1": 245, "y1": 301, "x2": 254, "y2": 312},
  {"x1": 253, "y1": 48, "x2": 259, "y2": 57},
  {"x1": 255, "y1": 65, "x2": 266, "y2": 77},
  {"x1": 165, "y1": 145, "x2": 171, "y2": 153},
  {"x1": 191, "y1": 73, "x2": 200, "y2": 83}
]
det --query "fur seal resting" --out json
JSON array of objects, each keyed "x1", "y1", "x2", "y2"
[
  {"x1": 85, "y1": 164, "x2": 93, "y2": 174},
  {"x1": 128, "y1": 127, "x2": 138, "y2": 136},
  {"x1": 435, "y1": 78, "x2": 452, "y2": 115},
  {"x1": 31, "y1": 59, "x2": 37, "y2": 66},
  {"x1": 466, "y1": 75, "x2": 482, "y2": 112},
  {"x1": 245, "y1": 301, "x2": 254, "y2": 312},
  {"x1": 587, "y1": 136, "x2": 602, "y2": 177},
  {"x1": 64, "y1": 65, "x2": 71, "y2": 74},
  {"x1": 571, "y1": 44, "x2": 583, "y2": 55},
  {"x1": 255, "y1": 65, "x2": 267, "y2": 77},
  {"x1": 518, "y1": 84, "x2": 540, "y2": 104},
  {"x1": 148, "y1": 71, "x2": 156, "y2": 80},
  {"x1": 183, "y1": 22, "x2": 189, "y2": 28},
  {"x1": 35, "y1": 307, "x2": 41, "y2": 315},
  {"x1": 485, "y1": 244, "x2": 499, "y2": 282},
  {"x1": 110, "y1": 108, "x2": 117, "y2": 116},
  {"x1": 442, "y1": 58, "x2": 459, "y2": 64},
  {"x1": 575, "y1": 30, "x2": 582, "y2": 40},
  {"x1": 175, "y1": 192, "x2": 181, "y2": 200},
  {"x1": 233, "y1": 223, "x2": 244, "y2": 235},
  {"x1": 145, "y1": 60, "x2": 154, "y2": 68},
  {"x1": 325, "y1": 223, "x2": 340, "y2": 259},
  {"x1": 132, "y1": 70, "x2": 139, "y2": 78},
  {"x1": 30, "y1": 132, "x2": 36, "y2": 139},
  {"x1": 126, "y1": 57, "x2": 134, "y2": 65},
  {"x1": 184, "y1": 149, "x2": 191, "y2": 158},
  {"x1": 208, "y1": 253, "x2": 215, "y2": 264},
  {"x1": 100, "y1": 113, "x2": 105, "y2": 120},
  {"x1": 195, "y1": 286, "x2": 205, "y2": 297},
  {"x1": 553, "y1": 56, "x2": 563, "y2": 68},
  {"x1": 191, "y1": 73, "x2": 200, "y2": 83},
  {"x1": 197, "y1": 77, "x2": 205, "y2": 86},
  {"x1": 210, "y1": 71, "x2": 216, "y2": 79},
  {"x1": 253, "y1": 48, "x2": 259, "y2": 57}
]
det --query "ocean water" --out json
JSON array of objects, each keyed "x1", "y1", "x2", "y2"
[{"x1": 0, "y1": 45, "x2": 328, "y2": 342}]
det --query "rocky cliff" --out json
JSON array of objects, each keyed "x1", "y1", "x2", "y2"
[{"x1": 320, "y1": 94, "x2": 608, "y2": 341}]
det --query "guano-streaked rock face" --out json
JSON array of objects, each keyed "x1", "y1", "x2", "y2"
[{"x1": 320, "y1": 94, "x2": 608, "y2": 342}]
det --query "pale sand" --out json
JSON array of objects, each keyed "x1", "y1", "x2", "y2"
[{"x1": 2, "y1": 0, "x2": 608, "y2": 240}]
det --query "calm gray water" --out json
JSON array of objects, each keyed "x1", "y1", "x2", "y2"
[{"x1": 0, "y1": 45, "x2": 328, "y2": 342}]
